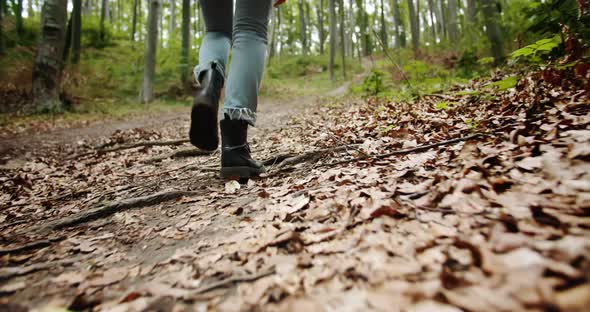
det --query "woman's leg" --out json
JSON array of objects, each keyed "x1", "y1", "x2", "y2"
[
  {"x1": 219, "y1": 1, "x2": 273, "y2": 179},
  {"x1": 222, "y1": 0, "x2": 273, "y2": 126},
  {"x1": 189, "y1": 0, "x2": 232, "y2": 151},
  {"x1": 195, "y1": 0, "x2": 232, "y2": 80}
]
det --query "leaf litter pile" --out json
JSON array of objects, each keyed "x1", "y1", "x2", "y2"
[{"x1": 1, "y1": 70, "x2": 589, "y2": 311}]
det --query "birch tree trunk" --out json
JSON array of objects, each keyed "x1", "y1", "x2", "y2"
[
  {"x1": 329, "y1": 0, "x2": 336, "y2": 81},
  {"x1": 72, "y1": 0, "x2": 82, "y2": 64},
  {"x1": 407, "y1": 0, "x2": 419, "y2": 51},
  {"x1": 181, "y1": 0, "x2": 189, "y2": 90},
  {"x1": 32, "y1": 0, "x2": 68, "y2": 112},
  {"x1": 142, "y1": 0, "x2": 160, "y2": 103},
  {"x1": 481, "y1": 0, "x2": 504, "y2": 65}
]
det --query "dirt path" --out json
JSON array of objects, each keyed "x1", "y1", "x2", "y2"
[{"x1": 1, "y1": 70, "x2": 589, "y2": 312}]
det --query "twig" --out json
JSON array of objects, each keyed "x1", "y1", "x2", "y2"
[
  {"x1": 324, "y1": 133, "x2": 483, "y2": 168},
  {"x1": 26, "y1": 190, "x2": 199, "y2": 234},
  {"x1": 190, "y1": 267, "x2": 276, "y2": 295},
  {"x1": 272, "y1": 144, "x2": 361, "y2": 170},
  {"x1": 371, "y1": 29, "x2": 417, "y2": 96}
]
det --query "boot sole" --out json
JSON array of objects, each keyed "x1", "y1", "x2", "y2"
[
  {"x1": 220, "y1": 166, "x2": 265, "y2": 179},
  {"x1": 189, "y1": 102, "x2": 218, "y2": 151}
]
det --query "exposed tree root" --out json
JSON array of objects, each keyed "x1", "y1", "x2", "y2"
[
  {"x1": 27, "y1": 190, "x2": 198, "y2": 234},
  {"x1": 0, "y1": 258, "x2": 77, "y2": 282},
  {"x1": 143, "y1": 148, "x2": 214, "y2": 164},
  {"x1": 190, "y1": 267, "x2": 276, "y2": 295},
  {"x1": 0, "y1": 239, "x2": 58, "y2": 256},
  {"x1": 266, "y1": 145, "x2": 360, "y2": 169},
  {"x1": 70, "y1": 139, "x2": 190, "y2": 159}
]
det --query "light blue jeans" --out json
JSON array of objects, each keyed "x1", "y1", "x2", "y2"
[{"x1": 194, "y1": 0, "x2": 273, "y2": 126}]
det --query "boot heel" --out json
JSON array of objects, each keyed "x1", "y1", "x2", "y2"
[{"x1": 220, "y1": 166, "x2": 264, "y2": 179}]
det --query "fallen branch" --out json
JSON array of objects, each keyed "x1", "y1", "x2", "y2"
[
  {"x1": 28, "y1": 190, "x2": 198, "y2": 234},
  {"x1": 70, "y1": 139, "x2": 190, "y2": 159},
  {"x1": 143, "y1": 148, "x2": 214, "y2": 163},
  {"x1": 191, "y1": 267, "x2": 276, "y2": 295},
  {"x1": 324, "y1": 133, "x2": 483, "y2": 168}
]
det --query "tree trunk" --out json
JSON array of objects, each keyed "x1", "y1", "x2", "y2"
[
  {"x1": 159, "y1": 2, "x2": 163, "y2": 48},
  {"x1": 131, "y1": 0, "x2": 138, "y2": 41},
  {"x1": 380, "y1": 0, "x2": 387, "y2": 48},
  {"x1": 481, "y1": 0, "x2": 504, "y2": 65},
  {"x1": 339, "y1": 0, "x2": 346, "y2": 78},
  {"x1": 407, "y1": 0, "x2": 419, "y2": 51},
  {"x1": 72, "y1": 0, "x2": 82, "y2": 64},
  {"x1": 142, "y1": 0, "x2": 160, "y2": 103},
  {"x1": 348, "y1": 0, "x2": 354, "y2": 58},
  {"x1": 391, "y1": 0, "x2": 401, "y2": 48},
  {"x1": 100, "y1": 0, "x2": 107, "y2": 41},
  {"x1": 467, "y1": 0, "x2": 476, "y2": 25},
  {"x1": 438, "y1": 0, "x2": 447, "y2": 39},
  {"x1": 317, "y1": 0, "x2": 325, "y2": 55},
  {"x1": 169, "y1": 0, "x2": 175, "y2": 35},
  {"x1": 297, "y1": 0, "x2": 307, "y2": 54},
  {"x1": 329, "y1": 0, "x2": 336, "y2": 81},
  {"x1": 32, "y1": 0, "x2": 68, "y2": 112},
  {"x1": 180, "y1": 0, "x2": 189, "y2": 90},
  {"x1": 427, "y1": 0, "x2": 437, "y2": 43},
  {"x1": 447, "y1": 0, "x2": 459, "y2": 44},
  {"x1": 15, "y1": 0, "x2": 23, "y2": 36},
  {"x1": 0, "y1": 0, "x2": 5, "y2": 55},
  {"x1": 267, "y1": 7, "x2": 277, "y2": 63}
]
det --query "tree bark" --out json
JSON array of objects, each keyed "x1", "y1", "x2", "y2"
[
  {"x1": 467, "y1": 0, "x2": 476, "y2": 25},
  {"x1": 317, "y1": 0, "x2": 325, "y2": 55},
  {"x1": 62, "y1": 13, "x2": 73, "y2": 62},
  {"x1": 481, "y1": 0, "x2": 504, "y2": 65},
  {"x1": 32, "y1": 0, "x2": 68, "y2": 112},
  {"x1": 391, "y1": 0, "x2": 402, "y2": 48},
  {"x1": 427, "y1": 0, "x2": 437, "y2": 43},
  {"x1": 169, "y1": 0, "x2": 175, "y2": 36},
  {"x1": 379, "y1": 0, "x2": 387, "y2": 49},
  {"x1": 142, "y1": 0, "x2": 160, "y2": 103},
  {"x1": 298, "y1": 0, "x2": 307, "y2": 54},
  {"x1": 72, "y1": 0, "x2": 82, "y2": 64},
  {"x1": 339, "y1": 0, "x2": 346, "y2": 78},
  {"x1": 131, "y1": 0, "x2": 138, "y2": 41},
  {"x1": 407, "y1": 0, "x2": 419, "y2": 51},
  {"x1": 15, "y1": 0, "x2": 23, "y2": 36},
  {"x1": 0, "y1": 0, "x2": 5, "y2": 55},
  {"x1": 447, "y1": 0, "x2": 459, "y2": 44},
  {"x1": 329, "y1": 0, "x2": 336, "y2": 81},
  {"x1": 100, "y1": 0, "x2": 107, "y2": 41},
  {"x1": 180, "y1": 0, "x2": 189, "y2": 90}
]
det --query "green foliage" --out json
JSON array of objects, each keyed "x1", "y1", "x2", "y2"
[
  {"x1": 267, "y1": 55, "x2": 329, "y2": 79},
  {"x1": 526, "y1": 0, "x2": 588, "y2": 40},
  {"x1": 435, "y1": 101, "x2": 451, "y2": 111},
  {"x1": 490, "y1": 76, "x2": 519, "y2": 90},
  {"x1": 510, "y1": 37, "x2": 561, "y2": 65},
  {"x1": 360, "y1": 69, "x2": 387, "y2": 96},
  {"x1": 81, "y1": 17, "x2": 114, "y2": 49}
]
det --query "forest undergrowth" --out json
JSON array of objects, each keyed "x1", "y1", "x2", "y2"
[{"x1": 0, "y1": 54, "x2": 589, "y2": 311}]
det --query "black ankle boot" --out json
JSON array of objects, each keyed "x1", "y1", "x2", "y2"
[
  {"x1": 189, "y1": 63, "x2": 224, "y2": 151},
  {"x1": 220, "y1": 118, "x2": 266, "y2": 179}
]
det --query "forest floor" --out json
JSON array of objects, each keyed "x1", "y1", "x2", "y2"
[{"x1": 1, "y1": 67, "x2": 589, "y2": 311}]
